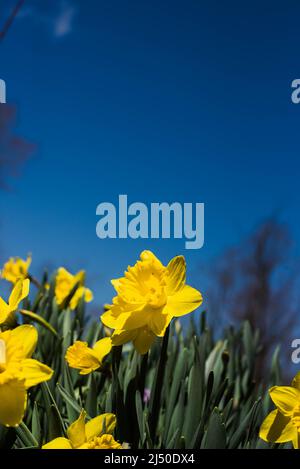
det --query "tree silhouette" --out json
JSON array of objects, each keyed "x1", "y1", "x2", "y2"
[
  {"x1": 208, "y1": 219, "x2": 299, "y2": 381},
  {"x1": 0, "y1": 104, "x2": 34, "y2": 189}
]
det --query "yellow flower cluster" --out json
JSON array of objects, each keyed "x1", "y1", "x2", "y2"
[
  {"x1": 0, "y1": 250, "x2": 202, "y2": 451},
  {"x1": 65, "y1": 250, "x2": 202, "y2": 374}
]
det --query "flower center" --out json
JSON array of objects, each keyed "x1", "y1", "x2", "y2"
[
  {"x1": 292, "y1": 405, "x2": 300, "y2": 428},
  {"x1": 0, "y1": 339, "x2": 7, "y2": 373},
  {"x1": 86, "y1": 435, "x2": 122, "y2": 449},
  {"x1": 144, "y1": 272, "x2": 167, "y2": 308},
  {"x1": 87, "y1": 436, "x2": 108, "y2": 449}
]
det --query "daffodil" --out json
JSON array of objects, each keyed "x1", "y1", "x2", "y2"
[
  {"x1": 101, "y1": 250, "x2": 202, "y2": 354},
  {"x1": 260, "y1": 372, "x2": 300, "y2": 448},
  {"x1": 65, "y1": 337, "x2": 112, "y2": 374},
  {"x1": 0, "y1": 324, "x2": 53, "y2": 427},
  {"x1": 42, "y1": 410, "x2": 122, "y2": 449},
  {"x1": 1, "y1": 255, "x2": 31, "y2": 284},
  {"x1": 0, "y1": 279, "x2": 30, "y2": 326},
  {"x1": 55, "y1": 267, "x2": 93, "y2": 310}
]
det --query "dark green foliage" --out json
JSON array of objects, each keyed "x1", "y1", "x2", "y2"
[{"x1": 2, "y1": 277, "x2": 284, "y2": 449}]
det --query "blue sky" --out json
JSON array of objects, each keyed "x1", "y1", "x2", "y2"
[{"x1": 0, "y1": 0, "x2": 300, "y2": 309}]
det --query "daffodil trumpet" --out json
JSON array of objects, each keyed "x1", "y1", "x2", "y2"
[{"x1": 65, "y1": 337, "x2": 112, "y2": 375}]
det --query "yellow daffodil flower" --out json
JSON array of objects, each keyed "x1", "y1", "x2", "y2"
[
  {"x1": 260, "y1": 372, "x2": 300, "y2": 448},
  {"x1": 42, "y1": 410, "x2": 122, "y2": 449},
  {"x1": 101, "y1": 250, "x2": 202, "y2": 354},
  {"x1": 0, "y1": 279, "x2": 30, "y2": 326},
  {"x1": 65, "y1": 337, "x2": 112, "y2": 374},
  {"x1": 0, "y1": 325, "x2": 53, "y2": 427},
  {"x1": 55, "y1": 267, "x2": 93, "y2": 309},
  {"x1": 1, "y1": 255, "x2": 31, "y2": 284}
]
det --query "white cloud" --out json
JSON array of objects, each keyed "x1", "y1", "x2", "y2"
[
  {"x1": 14, "y1": 1, "x2": 77, "y2": 39},
  {"x1": 53, "y1": 3, "x2": 76, "y2": 38}
]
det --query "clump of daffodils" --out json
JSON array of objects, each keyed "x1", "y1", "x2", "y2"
[{"x1": 0, "y1": 250, "x2": 295, "y2": 451}]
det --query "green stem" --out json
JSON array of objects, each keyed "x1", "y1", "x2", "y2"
[
  {"x1": 139, "y1": 352, "x2": 148, "y2": 404},
  {"x1": 28, "y1": 274, "x2": 42, "y2": 289},
  {"x1": 149, "y1": 327, "x2": 170, "y2": 443}
]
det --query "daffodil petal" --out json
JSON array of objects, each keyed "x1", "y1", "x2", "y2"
[
  {"x1": 111, "y1": 278, "x2": 122, "y2": 292},
  {"x1": 148, "y1": 311, "x2": 172, "y2": 336},
  {"x1": 69, "y1": 287, "x2": 85, "y2": 309},
  {"x1": 67, "y1": 410, "x2": 87, "y2": 448},
  {"x1": 42, "y1": 437, "x2": 73, "y2": 449},
  {"x1": 9, "y1": 279, "x2": 30, "y2": 310},
  {"x1": 140, "y1": 250, "x2": 163, "y2": 268},
  {"x1": 10, "y1": 325, "x2": 38, "y2": 358},
  {"x1": 292, "y1": 372, "x2": 300, "y2": 390},
  {"x1": 84, "y1": 288, "x2": 93, "y2": 303},
  {"x1": 166, "y1": 256, "x2": 186, "y2": 294},
  {"x1": 102, "y1": 307, "x2": 148, "y2": 331},
  {"x1": 0, "y1": 298, "x2": 10, "y2": 324},
  {"x1": 85, "y1": 413, "x2": 116, "y2": 440},
  {"x1": 269, "y1": 386, "x2": 300, "y2": 416},
  {"x1": 74, "y1": 270, "x2": 85, "y2": 284},
  {"x1": 22, "y1": 358, "x2": 53, "y2": 389},
  {"x1": 92, "y1": 337, "x2": 112, "y2": 362},
  {"x1": 133, "y1": 328, "x2": 156, "y2": 354},
  {"x1": 259, "y1": 409, "x2": 297, "y2": 443},
  {"x1": 111, "y1": 329, "x2": 137, "y2": 346},
  {"x1": 21, "y1": 278, "x2": 30, "y2": 301},
  {"x1": 8, "y1": 280, "x2": 23, "y2": 309},
  {"x1": 167, "y1": 285, "x2": 202, "y2": 317},
  {"x1": 0, "y1": 376, "x2": 27, "y2": 427},
  {"x1": 293, "y1": 432, "x2": 300, "y2": 449}
]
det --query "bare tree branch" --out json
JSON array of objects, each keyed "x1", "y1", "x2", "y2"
[
  {"x1": 207, "y1": 219, "x2": 300, "y2": 381},
  {"x1": 0, "y1": 0, "x2": 25, "y2": 42}
]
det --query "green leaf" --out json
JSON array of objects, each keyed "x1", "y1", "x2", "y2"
[
  {"x1": 56, "y1": 382, "x2": 83, "y2": 416},
  {"x1": 85, "y1": 374, "x2": 98, "y2": 418},
  {"x1": 228, "y1": 400, "x2": 260, "y2": 449},
  {"x1": 203, "y1": 408, "x2": 226, "y2": 449},
  {"x1": 31, "y1": 402, "x2": 42, "y2": 445},
  {"x1": 19, "y1": 309, "x2": 58, "y2": 337},
  {"x1": 15, "y1": 422, "x2": 39, "y2": 448},
  {"x1": 41, "y1": 382, "x2": 65, "y2": 440},
  {"x1": 135, "y1": 390, "x2": 145, "y2": 447}
]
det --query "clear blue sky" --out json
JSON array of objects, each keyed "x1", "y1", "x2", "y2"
[{"x1": 1, "y1": 0, "x2": 300, "y2": 309}]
